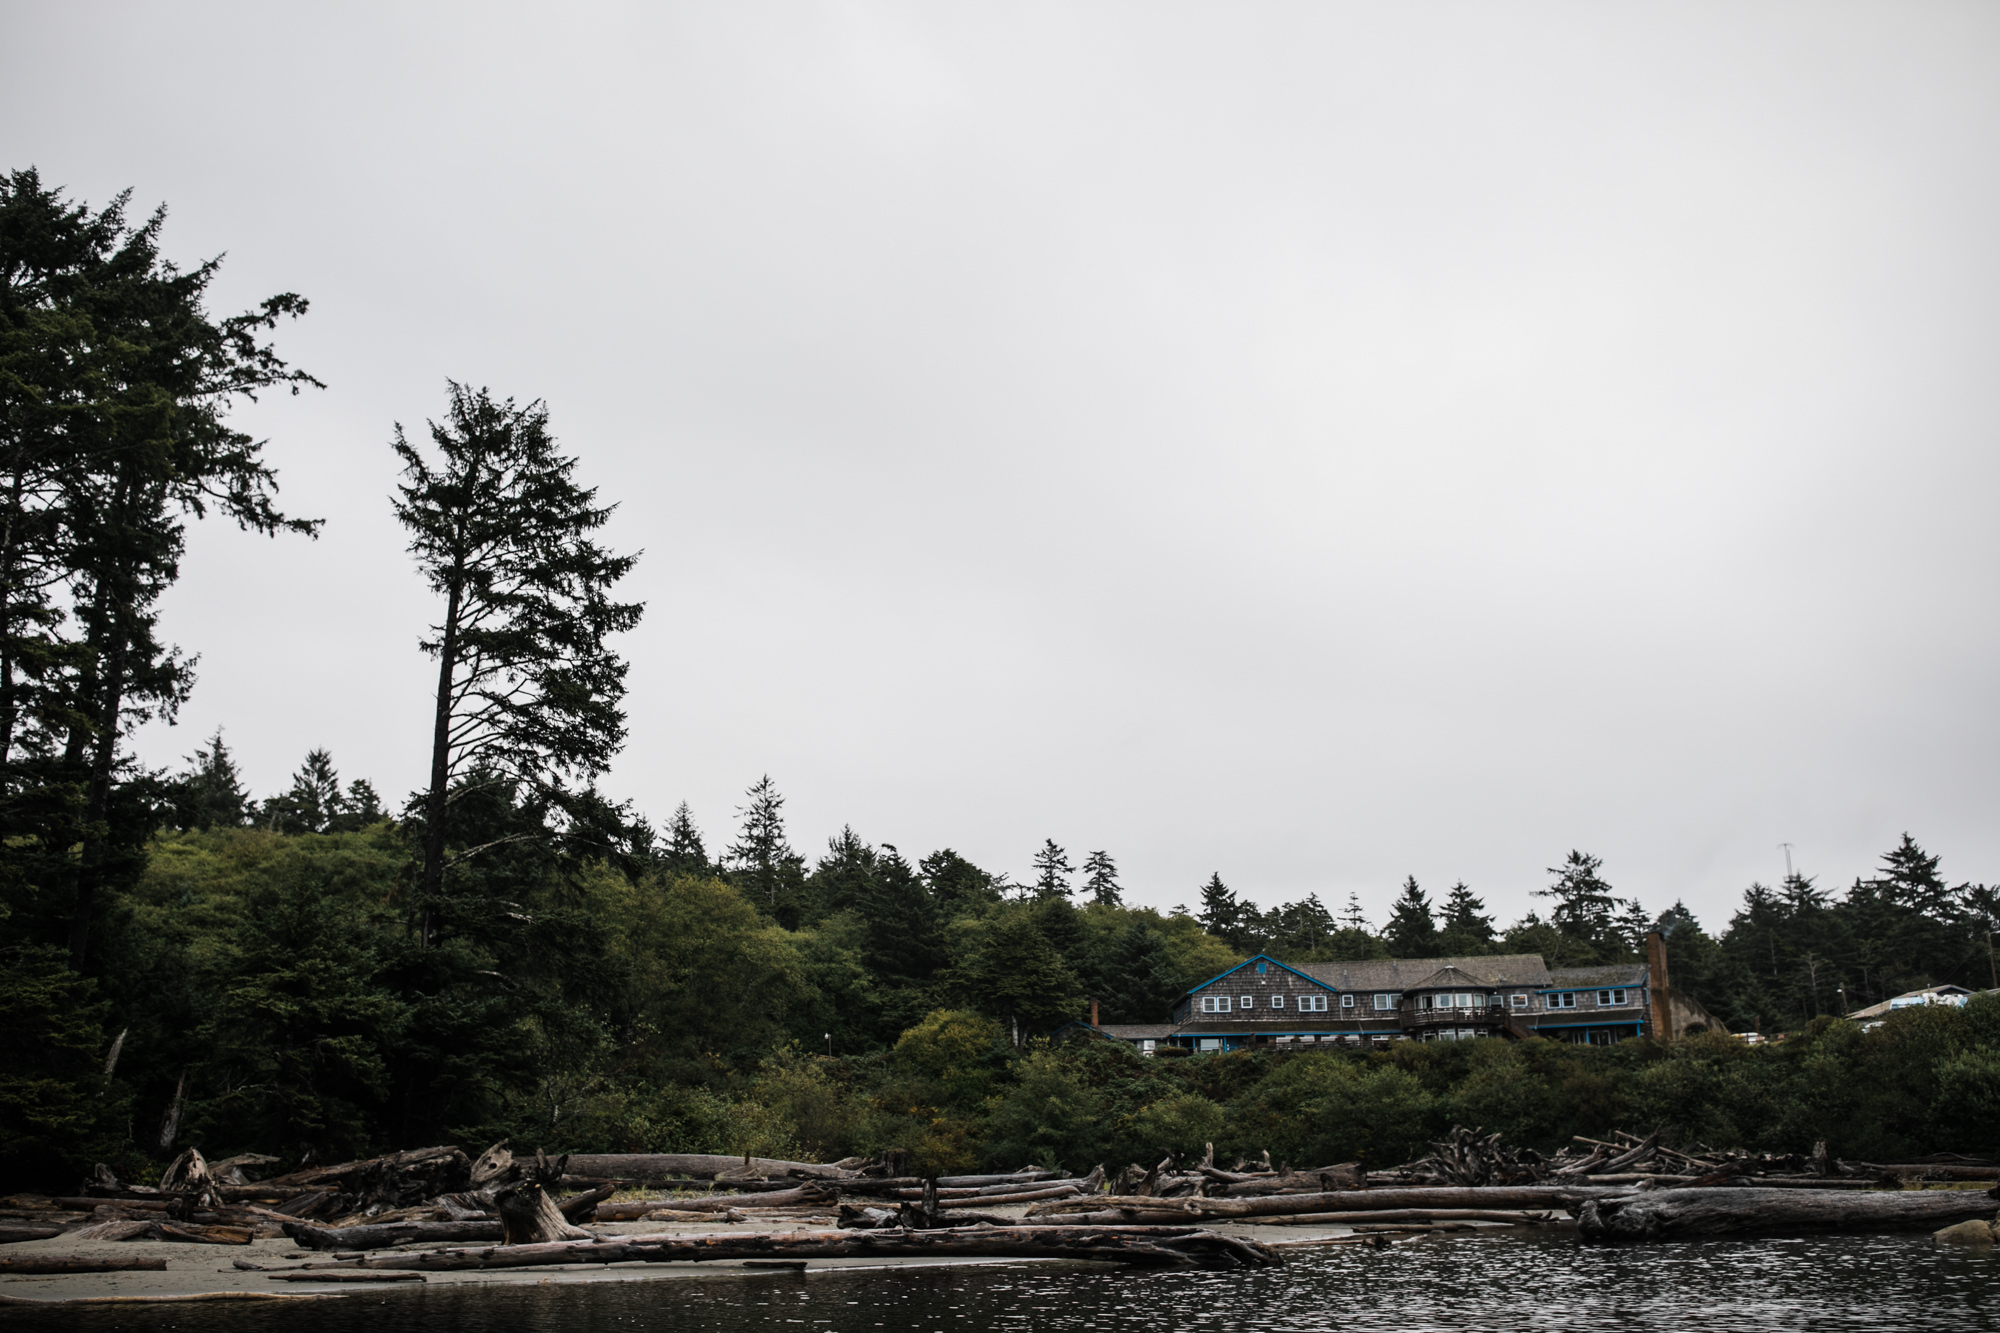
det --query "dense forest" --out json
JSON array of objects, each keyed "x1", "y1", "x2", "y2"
[{"x1": 4, "y1": 168, "x2": 1998, "y2": 1191}]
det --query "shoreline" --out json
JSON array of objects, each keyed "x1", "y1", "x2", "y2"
[{"x1": 0, "y1": 1213, "x2": 1542, "y2": 1304}]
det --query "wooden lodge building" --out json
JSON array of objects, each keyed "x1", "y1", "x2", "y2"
[{"x1": 1077, "y1": 936, "x2": 1715, "y2": 1054}]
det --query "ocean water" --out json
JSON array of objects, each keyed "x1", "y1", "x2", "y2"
[{"x1": 12, "y1": 1231, "x2": 1996, "y2": 1332}]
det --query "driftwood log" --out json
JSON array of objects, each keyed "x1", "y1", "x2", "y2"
[
  {"x1": 1578, "y1": 1187, "x2": 1999, "y2": 1240},
  {"x1": 269, "y1": 1270, "x2": 427, "y2": 1283},
  {"x1": 0, "y1": 1225, "x2": 63, "y2": 1243},
  {"x1": 305, "y1": 1224, "x2": 1279, "y2": 1271},
  {"x1": 283, "y1": 1219, "x2": 504, "y2": 1251},
  {"x1": 561, "y1": 1154, "x2": 854, "y2": 1181},
  {"x1": 595, "y1": 1183, "x2": 834, "y2": 1221},
  {"x1": 1029, "y1": 1185, "x2": 1630, "y2": 1222},
  {"x1": 934, "y1": 1171, "x2": 1067, "y2": 1187},
  {"x1": 0, "y1": 1257, "x2": 171, "y2": 1274}
]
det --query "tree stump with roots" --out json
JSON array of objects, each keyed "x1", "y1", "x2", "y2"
[{"x1": 494, "y1": 1150, "x2": 595, "y2": 1246}]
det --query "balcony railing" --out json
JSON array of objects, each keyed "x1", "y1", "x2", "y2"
[{"x1": 1402, "y1": 1004, "x2": 1504, "y2": 1025}]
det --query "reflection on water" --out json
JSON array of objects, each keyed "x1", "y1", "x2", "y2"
[{"x1": 11, "y1": 1232, "x2": 1996, "y2": 1332}]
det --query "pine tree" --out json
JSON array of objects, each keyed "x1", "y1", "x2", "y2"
[
  {"x1": 171, "y1": 729, "x2": 248, "y2": 830},
  {"x1": 919, "y1": 848, "x2": 999, "y2": 917},
  {"x1": 1384, "y1": 876, "x2": 1438, "y2": 957},
  {"x1": 1268, "y1": 893, "x2": 1335, "y2": 958},
  {"x1": 1535, "y1": 851, "x2": 1621, "y2": 957},
  {"x1": 333, "y1": 778, "x2": 385, "y2": 832},
  {"x1": 1340, "y1": 891, "x2": 1370, "y2": 931},
  {"x1": 954, "y1": 906, "x2": 1083, "y2": 1041},
  {"x1": 1198, "y1": 872, "x2": 1240, "y2": 941},
  {"x1": 272, "y1": 748, "x2": 343, "y2": 833},
  {"x1": 1098, "y1": 923, "x2": 1182, "y2": 1023},
  {"x1": 1437, "y1": 881, "x2": 1495, "y2": 954},
  {"x1": 661, "y1": 801, "x2": 709, "y2": 875},
  {"x1": 813, "y1": 825, "x2": 877, "y2": 916},
  {"x1": 727, "y1": 775, "x2": 806, "y2": 922},
  {"x1": 394, "y1": 383, "x2": 643, "y2": 944},
  {"x1": 1081, "y1": 850, "x2": 1122, "y2": 906},
  {"x1": 0, "y1": 169, "x2": 320, "y2": 967},
  {"x1": 1031, "y1": 839, "x2": 1074, "y2": 901},
  {"x1": 861, "y1": 843, "x2": 943, "y2": 983}
]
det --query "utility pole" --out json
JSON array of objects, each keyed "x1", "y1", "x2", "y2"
[{"x1": 1779, "y1": 843, "x2": 1795, "y2": 879}]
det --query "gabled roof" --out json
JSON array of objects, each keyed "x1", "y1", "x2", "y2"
[
  {"x1": 1181, "y1": 954, "x2": 1336, "y2": 997},
  {"x1": 1096, "y1": 1024, "x2": 1176, "y2": 1040},
  {"x1": 1405, "y1": 964, "x2": 1504, "y2": 992},
  {"x1": 1546, "y1": 964, "x2": 1650, "y2": 989},
  {"x1": 1297, "y1": 954, "x2": 1551, "y2": 992}
]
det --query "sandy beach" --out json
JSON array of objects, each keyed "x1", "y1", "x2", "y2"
[{"x1": 0, "y1": 1211, "x2": 1451, "y2": 1306}]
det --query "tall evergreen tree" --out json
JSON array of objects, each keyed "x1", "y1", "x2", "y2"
[
  {"x1": 1031, "y1": 839, "x2": 1074, "y2": 901},
  {"x1": 661, "y1": 800, "x2": 709, "y2": 876},
  {"x1": 1384, "y1": 876, "x2": 1438, "y2": 957},
  {"x1": 1097, "y1": 923, "x2": 1182, "y2": 1023},
  {"x1": 266, "y1": 747, "x2": 342, "y2": 833},
  {"x1": 1438, "y1": 881, "x2": 1495, "y2": 954},
  {"x1": 813, "y1": 825, "x2": 877, "y2": 916},
  {"x1": 919, "y1": 848, "x2": 999, "y2": 917},
  {"x1": 727, "y1": 775, "x2": 806, "y2": 923},
  {"x1": 1198, "y1": 872, "x2": 1240, "y2": 941},
  {"x1": 0, "y1": 169, "x2": 319, "y2": 967},
  {"x1": 1081, "y1": 849, "x2": 1122, "y2": 906},
  {"x1": 394, "y1": 384, "x2": 643, "y2": 945},
  {"x1": 168, "y1": 728, "x2": 248, "y2": 830},
  {"x1": 1535, "y1": 851, "x2": 1622, "y2": 958},
  {"x1": 1267, "y1": 893, "x2": 1336, "y2": 958}
]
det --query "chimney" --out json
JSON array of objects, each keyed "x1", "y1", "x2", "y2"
[
  {"x1": 1090, "y1": 998, "x2": 1099, "y2": 1027},
  {"x1": 1646, "y1": 931, "x2": 1672, "y2": 1040}
]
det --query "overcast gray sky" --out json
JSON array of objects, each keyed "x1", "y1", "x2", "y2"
[{"x1": 6, "y1": 1, "x2": 1998, "y2": 931}]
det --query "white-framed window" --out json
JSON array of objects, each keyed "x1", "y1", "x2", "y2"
[
  {"x1": 1200, "y1": 995, "x2": 1232, "y2": 1013},
  {"x1": 1510, "y1": 994, "x2": 1528, "y2": 1009},
  {"x1": 1196, "y1": 1037, "x2": 1222, "y2": 1051},
  {"x1": 1270, "y1": 994, "x2": 1285, "y2": 1010},
  {"x1": 1139, "y1": 1039, "x2": 1156, "y2": 1054},
  {"x1": 1341, "y1": 993, "x2": 1356, "y2": 1009},
  {"x1": 1551, "y1": 992, "x2": 1577, "y2": 1009},
  {"x1": 1239, "y1": 995, "x2": 1254, "y2": 1010},
  {"x1": 1298, "y1": 993, "x2": 1328, "y2": 1012},
  {"x1": 1373, "y1": 993, "x2": 1397, "y2": 1011},
  {"x1": 1599, "y1": 989, "x2": 1629, "y2": 1007}
]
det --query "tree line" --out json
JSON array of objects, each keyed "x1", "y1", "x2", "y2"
[{"x1": 4, "y1": 168, "x2": 1996, "y2": 1187}]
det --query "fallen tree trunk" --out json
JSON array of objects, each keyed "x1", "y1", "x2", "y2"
[
  {"x1": 557, "y1": 1182, "x2": 623, "y2": 1221},
  {"x1": 71, "y1": 1220, "x2": 253, "y2": 1245},
  {"x1": 0, "y1": 1225, "x2": 64, "y2": 1243},
  {"x1": 1029, "y1": 1185, "x2": 1630, "y2": 1221},
  {"x1": 310, "y1": 1224, "x2": 1278, "y2": 1271},
  {"x1": 0, "y1": 1257, "x2": 170, "y2": 1274},
  {"x1": 561, "y1": 1154, "x2": 852, "y2": 1181},
  {"x1": 1033, "y1": 1208, "x2": 1204, "y2": 1226},
  {"x1": 934, "y1": 1172, "x2": 1067, "y2": 1187},
  {"x1": 269, "y1": 1270, "x2": 427, "y2": 1283},
  {"x1": 1257, "y1": 1208, "x2": 1560, "y2": 1226},
  {"x1": 1577, "y1": 1187, "x2": 1998, "y2": 1240},
  {"x1": 1217, "y1": 1171, "x2": 1364, "y2": 1197},
  {"x1": 595, "y1": 1184, "x2": 831, "y2": 1220},
  {"x1": 936, "y1": 1185, "x2": 1080, "y2": 1209},
  {"x1": 283, "y1": 1219, "x2": 505, "y2": 1251}
]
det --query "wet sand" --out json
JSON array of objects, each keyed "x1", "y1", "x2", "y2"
[{"x1": 0, "y1": 1211, "x2": 1430, "y2": 1305}]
